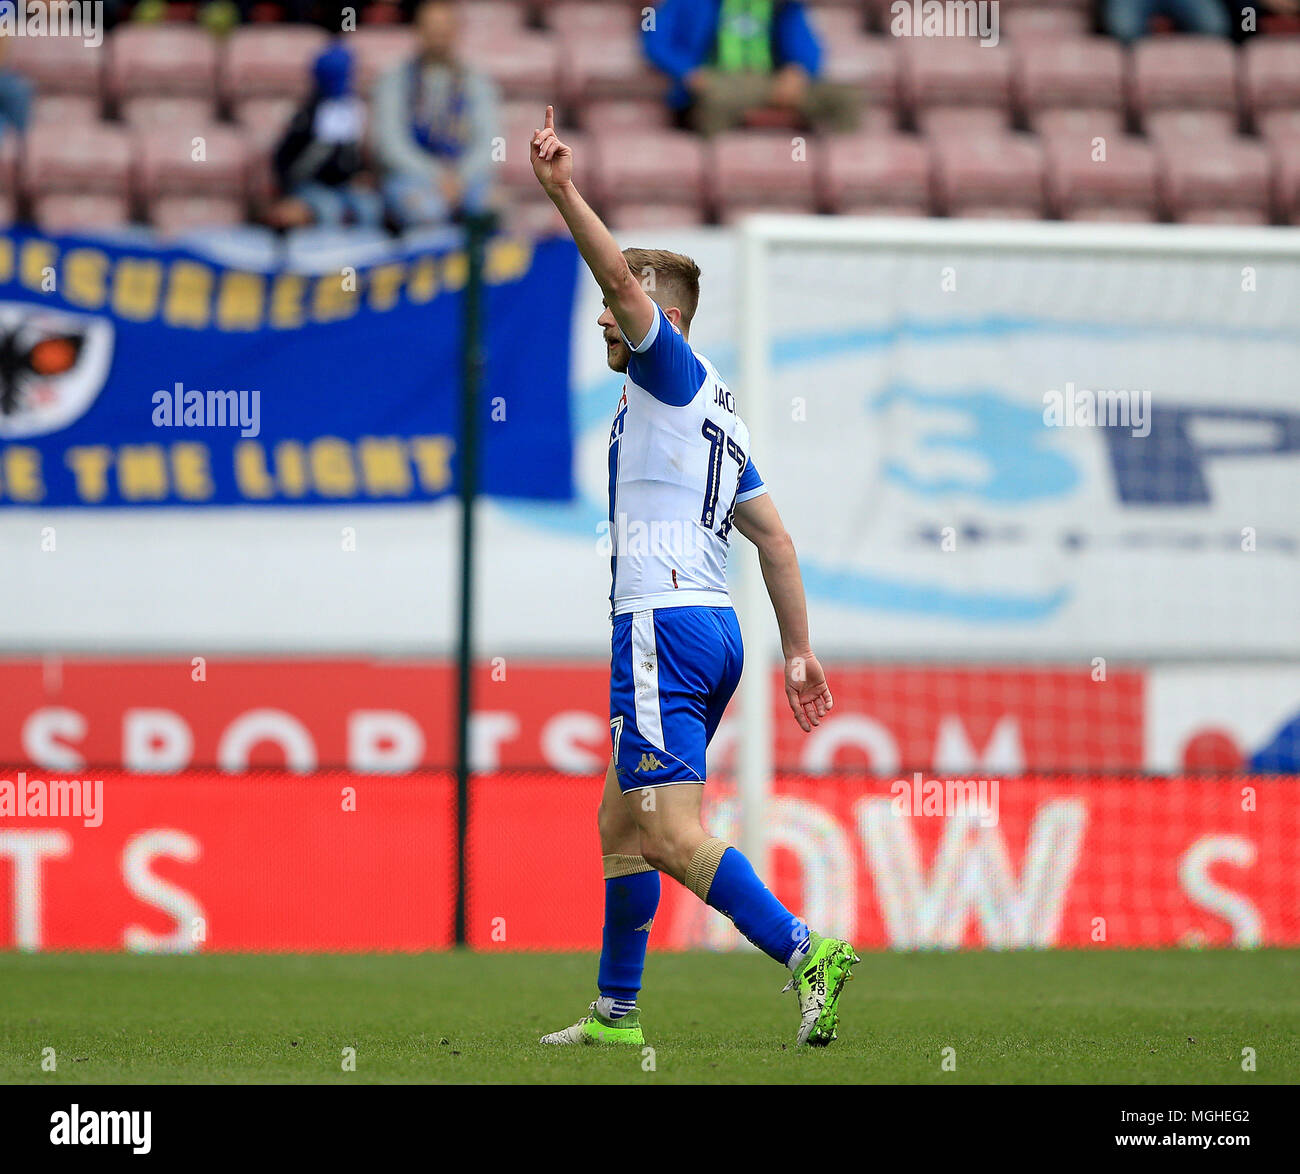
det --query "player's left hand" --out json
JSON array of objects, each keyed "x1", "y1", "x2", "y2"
[
  {"x1": 785, "y1": 652, "x2": 833, "y2": 732},
  {"x1": 531, "y1": 105, "x2": 573, "y2": 193}
]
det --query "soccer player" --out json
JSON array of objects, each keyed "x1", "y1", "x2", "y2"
[{"x1": 531, "y1": 108, "x2": 857, "y2": 1048}]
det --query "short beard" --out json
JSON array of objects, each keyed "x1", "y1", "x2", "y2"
[{"x1": 607, "y1": 347, "x2": 630, "y2": 374}]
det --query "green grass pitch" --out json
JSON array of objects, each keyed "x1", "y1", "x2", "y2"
[{"x1": 1, "y1": 949, "x2": 1297, "y2": 1085}]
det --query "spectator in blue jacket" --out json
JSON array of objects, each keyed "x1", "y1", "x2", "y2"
[
  {"x1": 644, "y1": 0, "x2": 857, "y2": 136},
  {"x1": 1102, "y1": 0, "x2": 1232, "y2": 41}
]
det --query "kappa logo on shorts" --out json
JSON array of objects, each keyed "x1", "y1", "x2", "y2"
[{"x1": 634, "y1": 753, "x2": 666, "y2": 772}]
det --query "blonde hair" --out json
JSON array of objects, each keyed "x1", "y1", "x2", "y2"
[{"x1": 621, "y1": 248, "x2": 702, "y2": 330}]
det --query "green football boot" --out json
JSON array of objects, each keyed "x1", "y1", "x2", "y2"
[
  {"x1": 539, "y1": 1002, "x2": 644, "y2": 1047},
  {"x1": 783, "y1": 936, "x2": 860, "y2": 1046}
]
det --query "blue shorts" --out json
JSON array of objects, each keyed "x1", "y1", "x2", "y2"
[{"x1": 609, "y1": 605, "x2": 744, "y2": 790}]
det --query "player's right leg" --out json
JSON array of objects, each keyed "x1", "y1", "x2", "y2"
[
  {"x1": 621, "y1": 607, "x2": 859, "y2": 1046},
  {"x1": 539, "y1": 759, "x2": 658, "y2": 1047},
  {"x1": 625, "y1": 780, "x2": 857, "y2": 1045}
]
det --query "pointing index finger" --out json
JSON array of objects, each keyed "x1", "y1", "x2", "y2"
[{"x1": 545, "y1": 105, "x2": 555, "y2": 131}]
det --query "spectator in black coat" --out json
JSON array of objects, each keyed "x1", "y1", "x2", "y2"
[{"x1": 266, "y1": 44, "x2": 383, "y2": 230}]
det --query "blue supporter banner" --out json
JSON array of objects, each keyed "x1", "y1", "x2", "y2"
[{"x1": 0, "y1": 229, "x2": 578, "y2": 507}]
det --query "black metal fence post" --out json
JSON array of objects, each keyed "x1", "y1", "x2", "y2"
[{"x1": 454, "y1": 211, "x2": 495, "y2": 948}]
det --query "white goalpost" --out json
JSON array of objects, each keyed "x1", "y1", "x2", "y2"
[{"x1": 733, "y1": 213, "x2": 1300, "y2": 878}]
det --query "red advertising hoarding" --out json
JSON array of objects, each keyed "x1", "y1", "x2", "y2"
[
  {"x1": 0, "y1": 657, "x2": 1143, "y2": 774},
  {"x1": 2, "y1": 770, "x2": 1295, "y2": 952},
  {"x1": 0, "y1": 772, "x2": 455, "y2": 951}
]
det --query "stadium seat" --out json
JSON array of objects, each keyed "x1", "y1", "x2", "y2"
[
  {"x1": 917, "y1": 106, "x2": 1010, "y2": 138},
  {"x1": 856, "y1": 105, "x2": 902, "y2": 135},
  {"x1": 475, "y1": 30, "x2": 563, "y2": 102},
  {"x1": 581, "y1": 100, "x2": 670, "y2": 136},
  {"x1": 1031, "y1": 106, "x2": 1126, "y2": 144},
  {"x1": 32, "y1": 193, "x2": 133, "y2": 233},
  {"x1": 1259, "y1": 108, "x2": 1300, "y2": 147},
  {"x1": 900, "y1": 39, "x2": 1014, "y2": 127},
  {"x1": 608, "y1": 203, "x2": 708, "y2": 232},
  {"x1": 503, "y1": 195, "x2": 568, "y2": 239},
  {"x1": 107, "y1": 25, "x2": 221, "y2": 103},
  {"x1": 1045, "y1": 134, "x2": 1158, "y2": 221},
  {"x1": 1130, "y1": 36, "x2": 1238, "y2": 127},
  {"x1": 1067, "y1": 208, "x2": 1159, "y2": 224},
  {"x1": 496, "y1": 101, "x2": 542, "y2": 175},
  {"x1": 710, "y1": 131, "x2": 820, "y2": 218},
  {"x1": 931, "y1": 133, "x2": 1046, "y2": 218},
  {"x1": 232, "y1": 97, "x2": 300, "y2": 139},
  {"x1": 30, "y1": 93, "x2": 102, "y2": 126},
  {"x1": 221, "y1": 25, "x2": 330, "y2": 105},
  {"x1": 6, "y1": 30, "x2": 102, "y2": 97},
  {"x1": 1144, "y1": 108, "x2": 1239, "y2": 146},
  {"x1": 461, "y1": 0, "x2": 529, "y2": 38},
  {"x1": 349, "y1": 26, "x2": 418, "y2": 94},
  {"x1": 594, "y1": 128, "x2": 706, "y2": 210},
  {"x1": 1176, "y1": 208, "x2": 1271, "y2": 226},
  {"x1": 545, "y1": 2, "x2": 639, "y2": 37},
  {"x1": 821, "y1": 31, "x2": 900, "y2": 126},
  {"x1": 562, "y1": 27, "x2": 666, "y2": 105},
  {"x1": 952, "y1": 205, "x2": 1044, "y2": 220},
  {"x1": 149, "y1": 195, "x2": 248, "y2": 235},
  {"x1": 1001, "y1": 5, "x2": 1091, "y2": 41},
  {"x1": 717, "y1": 201, "x2": 823, "y2": 226},
  {"x1": 134, "y1": 125, "x2": 249, "y2": 203},
  {"x1": 807, "y1": 5, "x2": 870, "y2": 42},
  {"x1": 1016, "y1": 38, "x2": 1125, "y2": 125},
  {"x1": 122, "y1": 96, "x2": 220, "y2": 131},
  {"x1": 23, "y1": 122, "x2": 132, "y2": 200},
  {"x1": 1242, "y1": 38, "x2": 1300, "y2": 129},
  {"x1": 1158, "y1": 137, "x2": 1272, "y2": 224},
  {"x1": 820, "y1": 132, "x2": 932, "y2": 216}
]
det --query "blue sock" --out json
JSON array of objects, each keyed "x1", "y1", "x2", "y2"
[
  {"x1": 703, "y1": 847, "x2": 810, "y2": 967},
  {"x1": 596, "y1": 870, "x2": 660, "y2": 1014}
]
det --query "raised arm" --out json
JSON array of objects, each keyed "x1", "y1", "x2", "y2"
[
  {"x1": 530, "y1": 106, "x2": 656, "y2": 348},
  {"x1": 734, "y1": 493, "x2": 833, "y2": 732}
]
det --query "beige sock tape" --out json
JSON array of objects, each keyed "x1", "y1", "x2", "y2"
[
  {"x1": 603, "y1": 854, "x2": 655, "y2": 879},
  {"x1": 685, "y1": 838, "x2": 730, "y2": 901}
]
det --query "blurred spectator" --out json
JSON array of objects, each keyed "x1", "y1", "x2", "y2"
[
  {"x1": 372, "y1": 0, "x2": 499, "y2": 229},
  {"x1": 132, "y1": 0, "x2": 236, "y2": 30},
  {"x1": 0, "y1": 35, "x2": 32, "y2": 142},
  {"x1": 1103, "y1": 0, "x2": 1232, "y2": 41},
  {"x1": 266, "y1": 45, "x2": 382, "y2": 230},
  {"x1": 644, "y1": 0, "x2": 858, "y2": 136}
]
